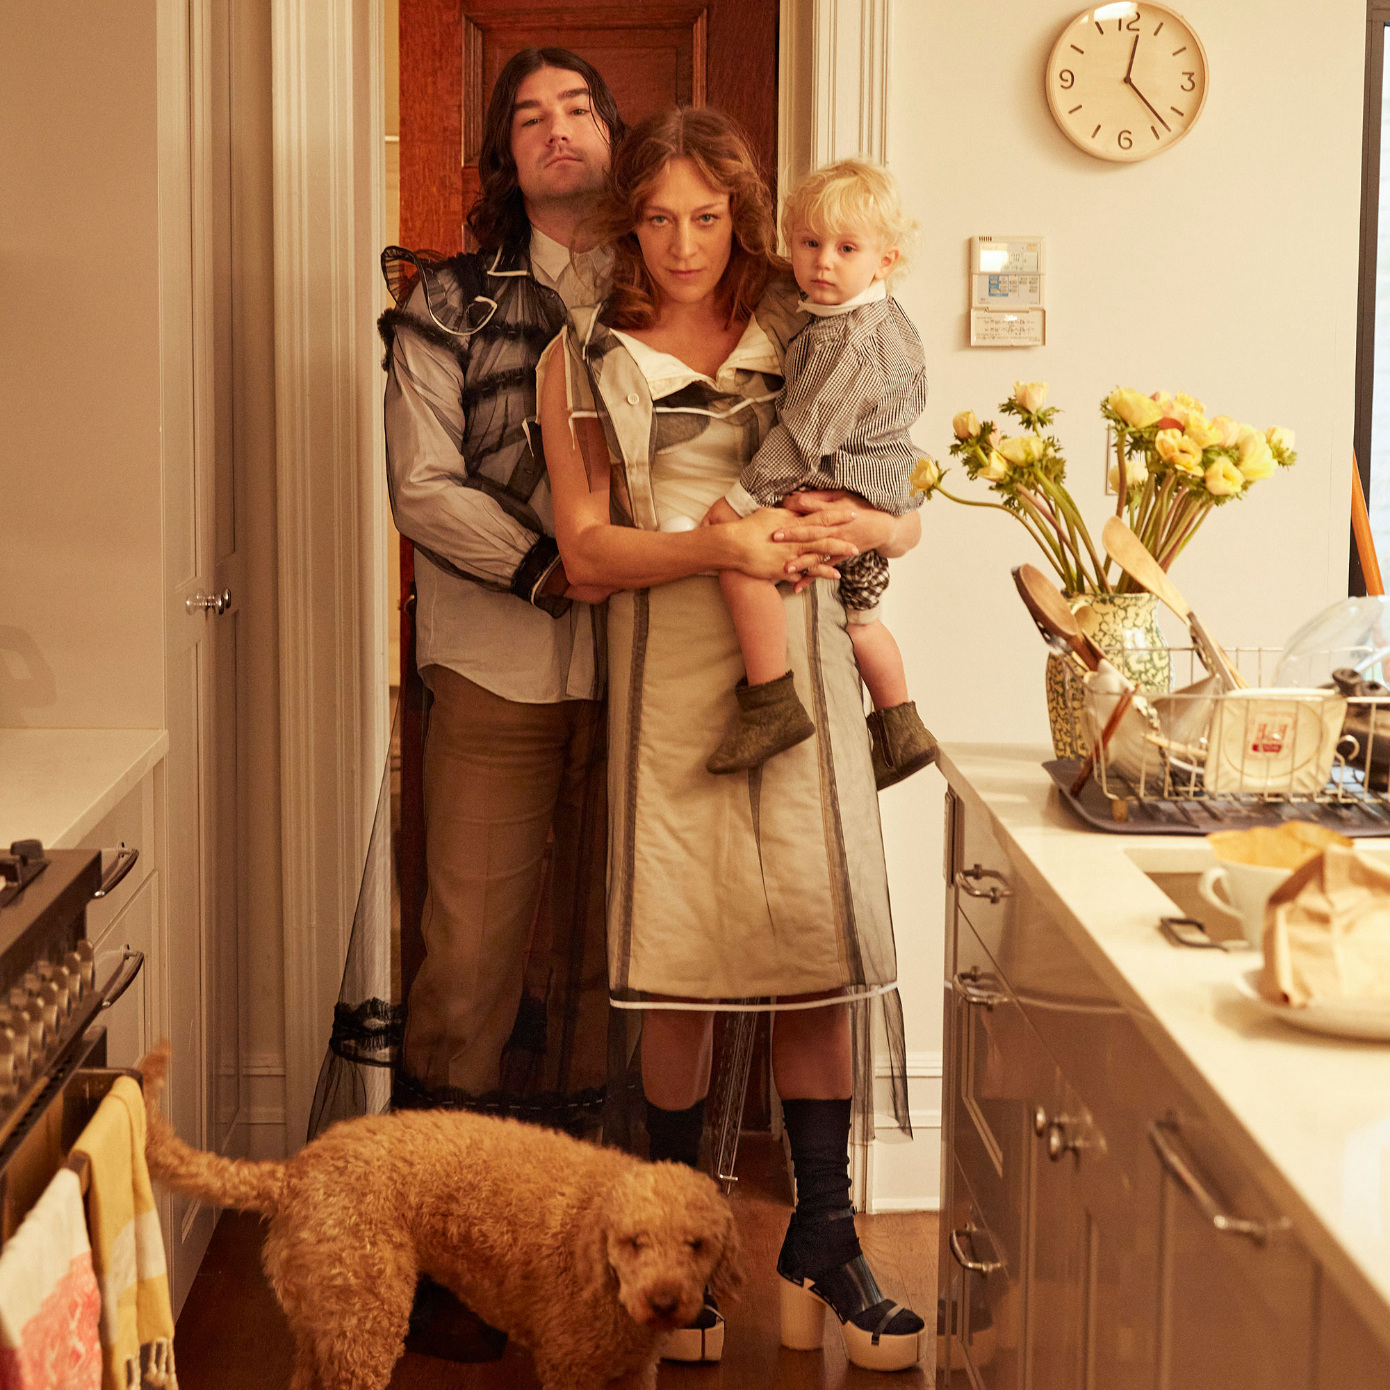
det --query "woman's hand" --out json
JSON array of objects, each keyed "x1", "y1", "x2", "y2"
[
  {"x1": 776, "y1": 490, "x2": 922, "y2": 561},
  {"x1": 722, "y1": 507, "x2": 858, "y2": 585}
]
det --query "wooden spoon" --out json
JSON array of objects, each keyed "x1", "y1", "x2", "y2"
[
  {"x1": 1012, "y1": 565, "x2": 1104, "y2": 672},
  {"x1": 1100, "y1": 517, "x2": 1246, "y2": 690}
]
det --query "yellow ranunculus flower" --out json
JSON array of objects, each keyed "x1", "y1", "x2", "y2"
[
  {"x1": 1108, "y1": 387, "x2": 1164, "y2": 429},
  {"x1": 1236, "y1": 429, "x2": 1275, "y2": 481},
  {"x1": 910, "y1": 456, "x2": 942, "y2": 495},
  {"x1": 1109, "y1": 455, "x2": 1149, "y2": 492},
  {"x1": 1174, "y1": 391, "x2": 1206, "y2": 415},
  {"x1": 1266, "y1": 425, "x2": 1295, "y2": 452},
  {"x1": 1205, "y1": 458, "x2": 1245, "y2": 497},
  {"x1": 997, "y1": 434, "x2": 1046, "y2": 466},
  {"x1": 1151, "y1": 390, "x2": 1176, "y2": 413},
  {"x1": 1184, "y1": 412, "x2": 1222, "y2": 449},
  {"x1": 1211, "y1": 414, "x2": 1242, "y2": 448},
  {"x1": 1013, "y1": 381, "x2": 1048, "y2": 413},
  {"x1": 952, "y1": 410, "x2": 981, "y2": 440},
  {"x1": 980, "y1": 449, "x2": 1010, "y2": 482},
  {"x1": 1155, "y1": 428, "x2": 1204, "y2": 475}
]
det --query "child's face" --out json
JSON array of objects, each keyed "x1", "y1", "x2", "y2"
[{"x1": 789, "y1": 222, "x2": 899, "y2": 305}]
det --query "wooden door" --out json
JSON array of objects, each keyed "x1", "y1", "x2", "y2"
[{"x1": 400, "y1": 0, "x2": 780, "y2": 253}]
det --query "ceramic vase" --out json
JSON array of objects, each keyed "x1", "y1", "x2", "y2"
[{"x1": 1046, "y1": 590, "x2": 1168, "y2": 758}]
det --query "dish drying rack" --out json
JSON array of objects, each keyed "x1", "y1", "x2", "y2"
[{"x1": 1045, "y1": 646, "x2": 1390, "y2": 836}]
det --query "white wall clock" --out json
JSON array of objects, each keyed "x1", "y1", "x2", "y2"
[{"x1": 1046, "y1": 3, "x2": 1208, "y2": 163}]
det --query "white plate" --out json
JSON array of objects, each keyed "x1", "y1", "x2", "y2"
[{"x1": 1232, "y1": 969, "x2": 1390, "y2": 1041}]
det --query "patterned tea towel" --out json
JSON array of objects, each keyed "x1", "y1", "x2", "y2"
[
  {"x1": 71, "y1": 1079, "x2": 177, "y2": 1390},
  {"x1": 0, "y1": 1166, "x2": 102, "y2": 1389}
]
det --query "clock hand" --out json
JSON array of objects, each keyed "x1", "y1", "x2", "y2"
[
  {"x1": 1126, "y1": 78, "x2": 1171, "y2": 131},
  {"x1": 1123, "y1": 34, "x2": 1139, "y2": 83}
]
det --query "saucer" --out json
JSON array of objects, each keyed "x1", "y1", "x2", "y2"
[{"x1": 1232, "y1": 969, "x2": 1390, "y2": 1041}]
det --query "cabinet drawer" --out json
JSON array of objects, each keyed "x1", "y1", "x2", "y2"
[
  {"x1": 951, "y1": 918, "x2": 1056, "y2": 1298},
  {"x1": 945, "y1": 1155, "x2": 1023, "y2": 1390},
  {"x1": 80, "y1": 775, "x2": 154, "y2": 939},
  {"x1": 949, "y1": 791, "x2": 1017, "y2": 962}
]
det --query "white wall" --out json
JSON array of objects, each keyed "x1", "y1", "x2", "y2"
[{"x1": 870, "y1": 0, "x2": 1365, "y2": 1207}]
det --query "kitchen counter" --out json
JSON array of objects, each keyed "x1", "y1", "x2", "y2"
[
  {"x1": 0, "y1": 727, "x2": 167, "y2": 848},
  {"x1": 939, "y1": 742, "x2": 1390, "y2": 1347}
]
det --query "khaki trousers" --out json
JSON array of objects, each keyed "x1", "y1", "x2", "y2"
[{"x1": 402, "y1": 665, "x2": 608, "y2": 1094}]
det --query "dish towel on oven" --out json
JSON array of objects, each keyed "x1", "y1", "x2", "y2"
[
  {"x1": 71, "y1": 1079, "x2": 177, "y2": 1390},
  {"x1": 0, "y1": 1166, "x2": 102, "y2": 1389}
]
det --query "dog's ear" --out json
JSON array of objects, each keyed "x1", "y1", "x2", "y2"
[
  {"x1": 709, "y1": 1202, "x2": 743, "y2": 1305},
  {"x1": 572, "y1": 1188, "x2": 616, "y2": 1293}
]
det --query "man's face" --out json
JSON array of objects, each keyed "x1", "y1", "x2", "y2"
[{"x1": 509, "y1": 66, "x2": 611, "y2": 209}]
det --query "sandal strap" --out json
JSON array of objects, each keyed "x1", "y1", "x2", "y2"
[{"x1": 871, "y1": 1301, "x2": 904, "y2": 1345}]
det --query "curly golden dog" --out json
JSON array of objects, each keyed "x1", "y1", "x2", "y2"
[{"x1": 139, "y1": 1045, "x2": 739, "y2": 1389}]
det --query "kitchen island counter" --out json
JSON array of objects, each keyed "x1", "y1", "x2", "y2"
[{"x1": 939, "y1": 743, "x2": 1390, "y2": 1379}]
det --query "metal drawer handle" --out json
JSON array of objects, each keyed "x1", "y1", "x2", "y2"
[
  {"x1": 953, "y1": 970, "x2": 1005, "y2": 1010},
  {"x1": 949, "y1": 1227, "x2": 1001, "y2": 1275},
  {"x1": 98, "y1": 950, "x2": 145, "y2": 1011},
  {"x1": 92, "y1": 847, "x2": 139, "y2": 900},
  {"x1": 1149, "y1": 1119, "x2": 1290, "y2": 1246},
  {"x1": 954, "y1": 863, "x2": 1013, "y2": 904}
]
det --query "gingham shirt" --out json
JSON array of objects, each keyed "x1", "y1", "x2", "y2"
[{"x1": 725, "y1": 290, "x2": 928, "y2": 518}]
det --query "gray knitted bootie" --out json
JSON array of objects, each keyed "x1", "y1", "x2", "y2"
[
  {"x1": 867, "y1": 702, "x2": 938, "y2": 790},
  {"x1": 707, "y1": 671, "x2": 815, "y2": 774}
]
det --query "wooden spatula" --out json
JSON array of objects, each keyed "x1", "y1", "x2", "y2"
[
  {"x1": 1100, "y1": 517, "x2": 1245, "y2": 690},
  {"x1": 1012, "y1": 565, "x2": 1105, "y2": 671}
]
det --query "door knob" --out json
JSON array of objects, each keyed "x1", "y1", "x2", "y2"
[{"x1": 186, "y1": 590, "x2": 231, "y2": 615}]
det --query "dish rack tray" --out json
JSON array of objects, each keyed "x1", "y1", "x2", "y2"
[{"x1": 1050, "y1": 646, "x2": 1390, "y2": 836}]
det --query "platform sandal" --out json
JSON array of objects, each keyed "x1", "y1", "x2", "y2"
[
  {"x1": 777, "y1": 1212, "x2": 926, "y2": 1371},
  {"x1": 660, "y1": 1289, "x2": 724, "y2": 1363}
]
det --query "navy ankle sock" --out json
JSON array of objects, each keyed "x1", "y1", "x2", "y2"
[
  {"x1": 645, "y1": 1096, "x2": 706, "y2": 1169},
  {"x1": 781, "y1": 1097, "x2": 861, "y2": 1274}
]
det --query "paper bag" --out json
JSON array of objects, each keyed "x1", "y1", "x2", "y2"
[{"x1": 1260, "y1": 845, "x2": 1390, "y2": 1006}]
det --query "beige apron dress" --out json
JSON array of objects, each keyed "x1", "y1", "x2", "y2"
[{"x1": 546, "y1": 277, "x2": 909, "y2": 1131}]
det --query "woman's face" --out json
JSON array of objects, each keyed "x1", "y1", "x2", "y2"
[{"x1": 634, "y1": 157, "x2": 734, "y2": 309}]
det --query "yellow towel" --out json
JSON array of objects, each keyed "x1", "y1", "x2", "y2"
[{"x1": 71, "y1": 1078, "x2": 177, "y2": 1390}]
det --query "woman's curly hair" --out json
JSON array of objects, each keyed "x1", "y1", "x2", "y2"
[
  {"x1": 466, "y1": 48, "x2": 625, "y2": 255},
  {"x1": 589, "y1": 107, "x2": 786, "y2": 330}
]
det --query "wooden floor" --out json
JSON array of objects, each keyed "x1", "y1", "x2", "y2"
[{"x1": 174, "y1": 1134, "x2": 939, "y2": 1389}]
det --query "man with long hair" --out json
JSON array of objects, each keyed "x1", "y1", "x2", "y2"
[{"x1": 380, "y1": 50, "x2": 623, "y2": 1128}]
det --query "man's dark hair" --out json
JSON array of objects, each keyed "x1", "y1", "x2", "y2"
[{"x1": 466, "y1": 48, "x2": 625, "y2": 255}]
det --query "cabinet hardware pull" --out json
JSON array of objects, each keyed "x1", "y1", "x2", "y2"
[
  {"x1": 1149, "y1": 1119, "x2": 1290, "y2": 1245},
  {"x1": 949, "y1": 1227, "x2": 1001, "y2": 1275},
  {"x1": 1047, "y1": 1120, "x2": 1079, "y2": 1162},
  {"x1": 1033, "y1": 1105, "x2": 1048, "y2": 1136},
  {"x1": 953, "y1": 971, "x2": 1005, "y2": 1010},
  {"x1": 186, "y1": 589, "x2": 232, "y2": 615},
  {"x1": 92, "y1": 847, "x2": 139, "y2": 900},
  {"x1": 954, "y1": 864, "x2": 1013, "y2": 904}
]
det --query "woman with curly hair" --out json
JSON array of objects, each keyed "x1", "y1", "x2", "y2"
[{"x1": 538, "y1": 106, "x2": 925, "y2": 1371}]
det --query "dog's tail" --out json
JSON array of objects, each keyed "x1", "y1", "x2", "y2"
[{"x1": 139, "y1": 1042, "x2": 286, "y2": 1216}]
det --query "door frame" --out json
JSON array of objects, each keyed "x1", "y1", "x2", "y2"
[
  {"x1": 271, "y1": 0, "x2": 390, "y2": 1148},
  {"x1": 268, "y1": 0, "x2": 888, "y2": 1153}
]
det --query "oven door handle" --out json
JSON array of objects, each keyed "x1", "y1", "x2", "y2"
[
  {"x1": 92, "y1": 847, "x2": 139, "y2": 900},
  {"x1": 98, "y1": 950, "x2": 145, "y2": 1011}
]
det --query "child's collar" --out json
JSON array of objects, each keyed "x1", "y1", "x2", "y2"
[{"x1": 798, "y1": 280, "x2": 888, "y2": 318}]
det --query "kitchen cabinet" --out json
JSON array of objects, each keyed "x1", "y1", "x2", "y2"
[{"x1": 936, "y1": 764, "x2": 1390, "y2": 1389}]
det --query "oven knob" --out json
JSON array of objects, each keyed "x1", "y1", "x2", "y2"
[
  {"x1": 8, "y1": 987, "x2": 27, "y2": 1014},
  {"x1": 0, "y1": 1034, "x2": 15, "y2": 1099},
  {"x1": 0, "y1": 1013, "x2": 29, "y2": 1080},
  {"x1": 64, "y1": 953, "x2": 85, "y2": 1002},
  {"x1": 74, "y1": 942, "x2": 96, "y2": 989},
  {"x1": 36, "y1": 983, "x2": 59, "y2": 1034},
  {"x1": 19, "y1": 1001, "x2": 44, "y2": 1056},
  {"x1": 50, "y1": 967, "x2": 71, "y2": 1018},
  {"x1": 21, "y1": 973, "x2": 41, "y2": 1001}
]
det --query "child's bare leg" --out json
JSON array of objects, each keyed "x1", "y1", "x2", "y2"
[
  {"x1": 848, "y1": 618, "x2": 909, "y2": 710},
  {"x1": 720, "y1": 569, "x2": 789, "y2": 686}
]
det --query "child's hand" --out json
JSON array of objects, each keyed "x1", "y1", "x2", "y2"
[{"x1": 702, "y1": 496, "x2": 741, "y2": 527}]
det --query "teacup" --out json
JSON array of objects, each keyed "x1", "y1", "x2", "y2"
[{"x1": 1197, "y1": 859, "x2": 1293, "y2": 950}]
